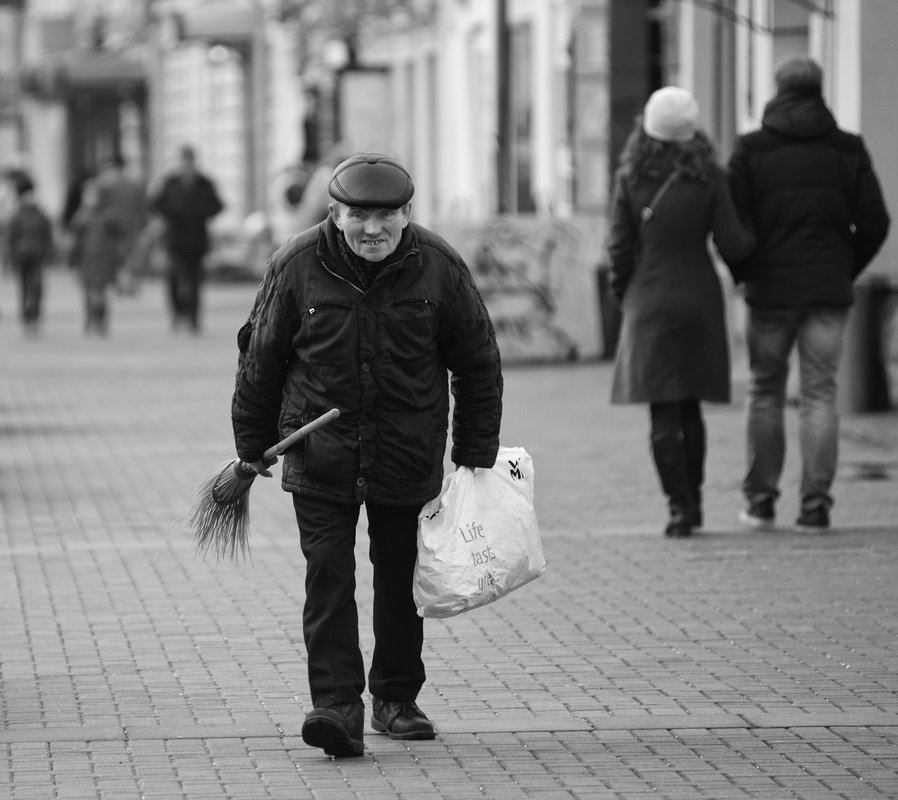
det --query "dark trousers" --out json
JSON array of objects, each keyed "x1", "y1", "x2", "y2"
[
  {"x1": 16, "y1": 258, "x2": 42, "y2": 325},
  {"x1": 292, "y1": 495, "x2": 425, "y2": 709},
  {"x1": 166, "y1": 252, "x2": 204, "y2": 329}
]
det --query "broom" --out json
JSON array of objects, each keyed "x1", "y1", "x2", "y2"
[{"x1": 187, "y1": 408, "x2": 340, "y2": 561}]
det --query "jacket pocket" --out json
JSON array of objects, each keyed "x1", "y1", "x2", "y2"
[
  {"x1": 377, "y1": 410, "x2": 439, "y2": 485},
  {"x1": 381, "y1": 298, "x2": 436, "y2": 362},
  {"x1": 281, "y1": 410, "x2": 359, "y2": 486},
  {"x1": 301, "y1": 303, "x2": 358, "y2": 365}
]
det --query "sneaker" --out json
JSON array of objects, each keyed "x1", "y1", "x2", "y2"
[
  {"x1": 371, "y1": 697, "x2": 436, "y2": 740},
  {"x1": 795, "y1": 506, "x2": 830, "y2": 533},
  {"x1": 302, "y1": 703, "x2": 364, "y2": 757},
  {"x1": 739, "y1": 499, "x2": 775, "y2": 530}
]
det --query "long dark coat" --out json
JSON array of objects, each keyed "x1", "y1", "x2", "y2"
[
  {"x1": 70, "y1": 187, "x2": 123, "y2": 287},
  {"x1": 608, "y1": 163, "x2": 754, "y2": 404}
]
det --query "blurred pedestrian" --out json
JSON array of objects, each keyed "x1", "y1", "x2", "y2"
[
  {"x1": 1, "y1": 166, "x2": 34, "y2": 277},
  {"x1": 231, "y1": 153, "x2": 503, "y2": 756},
  {"x1": 62, "y1": 169, "x2": 92, "y2": 232},
  {"x1": 7, "y1": 175, "x2": 54, "y2": 335},
  {"x1": 727, "y1": 56, "x2": 890, "y2": 532},
  {"x1": 149, "y1": 145, "x2": 223, "y2": 333},
  {"x1": 96, "y1": 155, "x2": 147, "y2": 295},
  {"x1": 60, "y1": 169, "x2": 93, "y2": 270},
  {"x1": 69, "y1": 178, "x2": 123, "y2": 335},
  {"x1": 607, "y1": 87, "x2": 755, "y2": 537},
  {"x1": 292, "y1": 142, "x2": 350, "y2": 233}
]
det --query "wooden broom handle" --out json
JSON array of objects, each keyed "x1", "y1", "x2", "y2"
[{"x1": 262, "y1": 408, "x2": 340, "y2": 461}]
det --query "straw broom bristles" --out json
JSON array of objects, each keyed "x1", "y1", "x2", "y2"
[
  {"x1": 186, "y1": 409, "x2": 340, "y2": 561},
  {"x1": 187, "y1": 458, "x2": 258, "y2": 560}
]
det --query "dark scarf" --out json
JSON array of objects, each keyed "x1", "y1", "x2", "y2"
[{"x1": 336, "y1": 231, "x2": 381, "y2": 290}]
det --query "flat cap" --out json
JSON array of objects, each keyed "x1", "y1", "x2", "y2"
[{"x1": 328, "y1": 153, "x2": 414, "y2": 208}]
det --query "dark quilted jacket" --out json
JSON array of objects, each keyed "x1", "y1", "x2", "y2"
[
  {"x1": 727, "y1": 89, "x2": 890, "y2": 308},
  {"x1": 231, "y1": 218, "x2": 503, "y2": 505},
  {"x1": 150, "y1": 172, "x2": 223, "y2": 258}
]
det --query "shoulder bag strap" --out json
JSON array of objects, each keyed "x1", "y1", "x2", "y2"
[{"x1": 639, "y1": 170, "x2": 679, "y2": 228}]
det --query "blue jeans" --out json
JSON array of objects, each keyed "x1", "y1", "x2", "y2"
[{"x1": 743, "y1": 306, "x2": 848, "y2": 514}]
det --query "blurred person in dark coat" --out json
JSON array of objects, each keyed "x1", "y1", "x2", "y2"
[
  {"x1": 727, "y1": 56, "x2": 890, "y2": 533},
  {"x1": 69, "y1": 178, "x2": 123, "y2": 336},
  {"x1": 149, "y1": 145, "x2": 223, "y2": 333},
  {"x1": 608, "y1": 87, "x2": 755, "y2": 537},
  {"x1": 7, "y1": 175, "x2": 54, "y2": 335},
  {"x1": 60, "y1": 170, "x2": 93, "y2": 270},
  {"x1": 1, "y1": 166, "x2": 35, "y2": 277},
  {"x1": 62, "y1": 169, "x2": 92, "y2": 233},
  {"x1": 96, "y1": 155, "x2": 147, "y2": 294},
  {"x1": 231, "y1": 153, "x2": 503, "y2": 756},
  {"x1": 292, "y1": 142, "x2": 350, "y2": 233}
]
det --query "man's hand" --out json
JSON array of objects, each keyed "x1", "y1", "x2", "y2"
[{"x1": 247, "y1": 456, "x2": 277, "y2": 478}]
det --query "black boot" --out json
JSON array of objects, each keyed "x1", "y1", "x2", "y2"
[
  {"x1": 650, "y1": 431, "x2": 694, "y2": 537},
  {"x1": 682, "y1": 411, "x2": 706, "y2": 529}
]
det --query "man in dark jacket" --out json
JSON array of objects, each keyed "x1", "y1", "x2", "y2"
[
  {"x1": 727, "y1": 56, "x2": 890, "y2": 532},
  {"x1": 231, "y1": 153, "x2": 503, "y2": 757},
  {"x1": 150, "y1": 144, "x2": 223, "y2": 332}
]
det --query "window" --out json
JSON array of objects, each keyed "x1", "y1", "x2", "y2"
[{"x1": 772, "y1": 0, "x2": 809, "y2": 67}]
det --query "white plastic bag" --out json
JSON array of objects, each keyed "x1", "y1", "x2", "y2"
[{"x1": 413, "y1": 446, "x2": 545, "y2": 618}]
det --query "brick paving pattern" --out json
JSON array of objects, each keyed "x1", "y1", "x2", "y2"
[{"x1": 1, "y1": 269, "x2": 896, "y2": 799}]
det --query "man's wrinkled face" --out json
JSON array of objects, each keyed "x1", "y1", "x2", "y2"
[{"x1": 331, "y1": 202, "x2": 411, "y2": 262}]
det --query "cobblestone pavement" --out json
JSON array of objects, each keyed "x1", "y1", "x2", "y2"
[{"x1": 1, "y1": 269, "x2": 897, "y2": 800}]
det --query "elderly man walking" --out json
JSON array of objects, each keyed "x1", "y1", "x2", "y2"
[{"x1": 230, "y1": 153, "x2": 503, "y2": 757}]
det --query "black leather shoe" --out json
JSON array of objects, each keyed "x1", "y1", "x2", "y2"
[
  {"x1": 302, "y1": 703, "x2": 364, "y2": 757},
  {"x1": 664, "y1": 507, "x2": 693, "y2": 537},
  {"x1": 371, "y1": 698, "x2": 436, "y2": 740}
]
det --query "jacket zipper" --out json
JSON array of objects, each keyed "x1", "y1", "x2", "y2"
[{"x1": 321, "y1": 260, "x2": 364, "y2": 293}]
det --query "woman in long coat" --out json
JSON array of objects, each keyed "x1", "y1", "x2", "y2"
[{"x1": 607, "y1": 86, "x2": 755, "y2": 536}]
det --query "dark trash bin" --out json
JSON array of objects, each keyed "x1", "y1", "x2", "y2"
[
  {"x1": 597, "y1": 264, "x2": 621, "y2": 360},
  {"x1": 838, "y1": 275, "x2": 895, "y2": 413}
]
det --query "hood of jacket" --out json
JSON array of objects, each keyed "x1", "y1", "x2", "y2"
[{"x1": 761, "y1": 90, "x2": 838, "y2": 140}]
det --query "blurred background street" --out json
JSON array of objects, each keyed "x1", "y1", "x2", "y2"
[
  {"x1": 3, "y1": 0, "x2": 898, "y2": 377},
  {"x1": 1, "y1": 268, "x2": 897, "y2": 799}
]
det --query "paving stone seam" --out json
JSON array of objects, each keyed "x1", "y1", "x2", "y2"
[
  {"x1": 2, "y1": 526, "x2": 897, "y2": 559},
  {"x1": 2, "y1": 715, "x2": 897, "y2": 744}
]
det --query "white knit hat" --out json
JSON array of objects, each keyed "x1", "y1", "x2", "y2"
[{"x1": 643, "y1": 86, "x2": 699, "y2": 143}]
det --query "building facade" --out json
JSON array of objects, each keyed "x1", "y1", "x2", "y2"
[
  {"x1": 4, "y1": 0, "x2": 307, "y2": 240},
  {"x1": 3, "y1": 1, "x2": 893, "y2": 364},
  {"x1": 2, "y1": 0, "x2": 151, "y2": 217}
]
